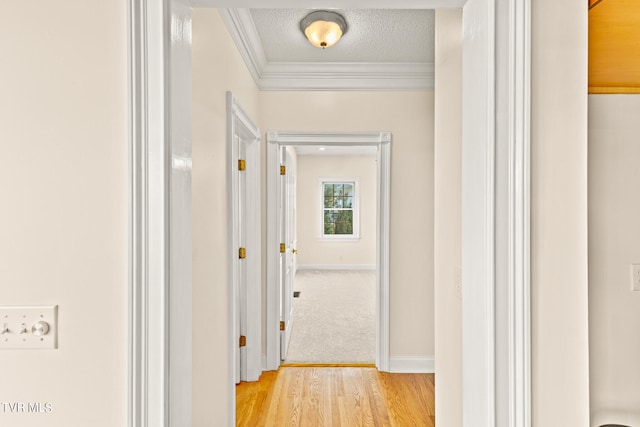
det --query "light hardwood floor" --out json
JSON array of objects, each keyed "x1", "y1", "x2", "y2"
[{"x1": 236, "y1": 367, "x2": 435, "y2": 426}]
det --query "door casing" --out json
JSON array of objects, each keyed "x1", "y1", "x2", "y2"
[
  {"x1": 227, "y1": 92, "x2": 262, "y2": 383},
  {"x1": 266, "y1": 131, "x2": 392, "y2": 372},
  {"x1": 128, "y1": 1, "x2": 532, "y2": 426}
]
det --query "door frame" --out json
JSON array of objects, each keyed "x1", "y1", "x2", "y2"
[
  {"x1": 265, "y1": 131, "x2": 392, "y2": 371},
  {"x1": 227, "y1": 92, "x2": 262, "y2": 383},
  {"x1": 128, "y1": 1, "x2": 532, "y2": 426},
  {"x1": 128, "y1": 0, "x2": 193, "y2": 425}
]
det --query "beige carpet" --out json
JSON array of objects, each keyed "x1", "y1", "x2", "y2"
[{"x1": 284, "y1": 269, "x2": 376, "y2": 364}]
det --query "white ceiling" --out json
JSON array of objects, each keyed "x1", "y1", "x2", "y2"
[
  {"x1": 249, "y1": 9, "x2": 435, "y2": 64},
  {"x1": 219, "y1": 8, "x2": 437, "y2": 91}
]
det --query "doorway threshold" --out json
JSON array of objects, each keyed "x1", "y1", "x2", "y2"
[{"x1": 280, "y1": 363, "x2": 377, "y2": 368}]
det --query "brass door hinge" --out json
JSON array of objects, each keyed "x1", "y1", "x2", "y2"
[
  {"x1": 280, "y1": 243, "x2": 286, "y2": 253},
  {"x1": 280, "y1": 321, "x2": 285, "y2": 331},
  {"x1": 238, "y1": 159, "x2": 246, "y2": 171},
  {"x1": 280, "y1": 165, "x2": 286, "y2": 176},
  {"x1": 239, "y1": 335, "x2": 246, "y2": 347},
  {"x1": 239, "y1": 247, "x2": 246, "y2": 259}
]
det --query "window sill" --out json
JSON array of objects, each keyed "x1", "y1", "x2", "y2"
[{"x1": 318, "y1": 236, "x2": 361, "y2": 242}]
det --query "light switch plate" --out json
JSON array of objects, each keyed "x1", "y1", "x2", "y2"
[
  {"x1": 632, "y1": 264, "x2": 640, "y2": 292},
  {"x1": 0, "y1": 306, "x2": 58, "y2": 349}
]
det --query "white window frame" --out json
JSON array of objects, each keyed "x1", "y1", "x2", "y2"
[{"x1": 318, "y1": 178, "x2": 360, "y2": 240}]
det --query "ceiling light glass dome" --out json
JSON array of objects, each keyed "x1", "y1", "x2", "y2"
[{"x1": 300, "y1": 11, "x2": 348, "y2": 49}]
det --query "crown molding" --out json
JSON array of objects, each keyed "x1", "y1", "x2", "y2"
[
  {"x1": 218, "y1": 9, "x2": 266, "y2": 84},
  {"x1": 259, "y1": 61, "x2": 434, "y2": 91},
  {"x1": 219, "y1": 8, "x2": 435, "y2": 91}
]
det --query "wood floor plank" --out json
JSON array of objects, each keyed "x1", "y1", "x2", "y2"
[
  {"x1": 379, "y1": 372, "x2": 435, "y2": 427},
  {"x1": 363, "y1": 369, "x2": 392, "y2": 427},
  {"x1": 236, "y1": 367, "x2": 435, "y2": 426}
]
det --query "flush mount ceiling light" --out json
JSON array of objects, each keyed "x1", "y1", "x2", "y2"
[{"x1": 300, "y1": 10, "x2": 348, "y2": 49}]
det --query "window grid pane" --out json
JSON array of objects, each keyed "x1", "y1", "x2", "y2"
[{"x1": 323, "y1": 182, "x2": 355, "y2": 236}]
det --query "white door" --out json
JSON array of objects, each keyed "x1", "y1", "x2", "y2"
[
  {"x1": 229, "y1": 92, "x2": 262, "y2": 383},
  {"x1": 280, "y1": 147, "x2": 297, "y2": 360}
]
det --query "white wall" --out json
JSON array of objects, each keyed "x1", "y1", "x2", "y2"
[
  {"x1": 0, "y1": 2, "x2": 128, "y2": 426},
  {"x1": 260, "y1": 91, "x2": 435, "y2": 360},
  {"x1": 192, "y1": 9, "x2": 261, "y2": 427},
  {"x1": 589, "y1": 94, "x2": 640, "y2": 426},
  {"x1": 531, "y1": 0, "x2": 590, "y2": 424},
  {"x1": 434, "y1": 8, "x2": 462, "y2": 427},
  {"x1": 295, "y1": 155, "x2": 377, "y2": 268}
]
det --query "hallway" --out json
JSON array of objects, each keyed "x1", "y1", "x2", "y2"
[{"x1": 236, "y1": 367, "x2": 435, "y2": 426}]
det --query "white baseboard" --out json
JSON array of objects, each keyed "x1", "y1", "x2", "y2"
[
  {"x1": 389, "y1": 356, "x2": 435, "y2": 374},
  {"x1": 296, "y1": 264, "x2": 376, "y2": 271}
]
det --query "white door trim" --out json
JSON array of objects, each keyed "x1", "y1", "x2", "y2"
[
  {"x1": 128, "y1": 0, "x2": 170, "y2": 425},
  {"x1": 128, "y1": 0, "x2": 192, "y2": 426},
  {"x1": 462, "y1": 0, "x2": 496, "y2": 424},
  {"x1": 227, "y1": 92, "x2": 262, "y2": 384},
  {"x1": 506, "y1": 1, "x2": 531, "y2": 425},
  {"x1": 462, "y1": 0, "x2": 531, "y2": 426},
  {"x1": 265, "y1": 131, "x2": 391, "y2": 372}
]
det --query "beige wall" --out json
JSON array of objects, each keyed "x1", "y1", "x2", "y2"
[
  {"x1": 192, "y1": 9, "x2": 261, "y2": 427},
  {"x1": 295, "y1": 155, "x2": 377, "y2": 267},
  {"x1": 0, "y1": 1, "x2": 128, "y2": 426},
  {"x1": 260, "y1": 91, "x2": 435, "y2": 359},
  {"x1": 434, "y1": 8, "x2": 463, "y2": 427},
  {"x1": 589, "y1": 94, "x2": 640, "y2": 426},
  {"x1": 531, "y1": 0, "x2": 590, "y2": 424}
]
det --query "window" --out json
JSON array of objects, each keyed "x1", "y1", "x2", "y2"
[{"x1": 321, "y1": 179, "x2": 359, "y2": 238}]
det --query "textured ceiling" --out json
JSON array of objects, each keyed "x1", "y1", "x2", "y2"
[{"x1": 250, "y1": 9, "x2": 435, "y2": 63}]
